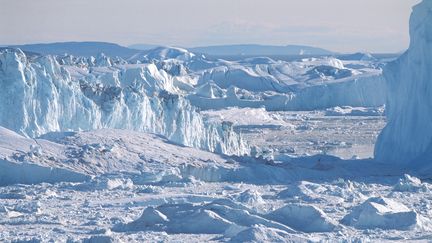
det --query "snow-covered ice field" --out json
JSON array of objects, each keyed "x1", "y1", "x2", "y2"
[
  {"x1": 1, "y1": 127, "x2": 432, "y2": 242},
  {"x1": 0, "y1": 108, "x2": 431, "y2": 242},
  {"x1": 204, "y1": 107, "x2": 385, "y2": 160},
  {"x1": 1, "y1": 0, "x2": 432, "y2": 241}
]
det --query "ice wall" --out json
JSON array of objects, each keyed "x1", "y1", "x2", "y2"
[
  {"x1": 189, "y1": 74, "x2": 385, "y2": 111},
  {"x1": 0, "y1": 49, "x2": 249, "y2": 156},
  {"x1": 375, "y1": 0, "x2": 432, "y2": 166}
]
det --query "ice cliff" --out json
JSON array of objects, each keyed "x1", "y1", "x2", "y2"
[
  {"x1": 375, "y1": 0, "x2": 432, "y2": 166},
  {"x1": 0, "y1": 49, "x2": 249, "y2": 155}
]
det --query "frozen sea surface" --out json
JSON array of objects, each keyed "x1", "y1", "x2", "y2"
[
  {"x1": 0, "y1": 120, "x2": 431, "y2": 242},
  {"x1": 204, "y1": 107, "x2": 386, "y2": 160}
]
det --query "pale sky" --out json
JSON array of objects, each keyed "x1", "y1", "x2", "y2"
[{"x1": 0, "y1": 0, "x2": 421, "y2": 53}]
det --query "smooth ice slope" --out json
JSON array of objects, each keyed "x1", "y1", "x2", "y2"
[
  {"x1": 0, "y1": 49, "x2": 248, "y2": 155},
  {"x1": 375, "y1": 0, "x2": 432, "y2": 167}
]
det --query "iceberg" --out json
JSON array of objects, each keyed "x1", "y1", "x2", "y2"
[
  {"x1": 375, "y1": 0, "x2": 432, "y2": 166},
  {"x1": 0, "y1": 49, "x2": 249, "y2": 155},
  {"x1": 341, "y1": 197, "x2": 419, "y2": 230}
]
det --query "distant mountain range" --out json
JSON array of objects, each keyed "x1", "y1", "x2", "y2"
[
  {"x1": 128, "y1": 44, "x2": 163, "y2": 51},
  {"x1": 3, "y1": 42, "x2": 335, "y2": 58},
  {"x1": 189, "y1": 44, "x2": 335, "y2": 56},
  {"x1": 131, "y1": 44, "x2": 335, "y2": 56},
  {"x1": 4, "y1": 42, "x2": 140, "y2": 58}
]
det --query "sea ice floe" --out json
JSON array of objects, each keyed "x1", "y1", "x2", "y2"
[
  {"x1": 393, "y1": 174, "x2": 426, "y2": 192},
  {"x1": 265, "y1": 204, "x2": 338, "y2": 233},
  {"x1": 341, "y1": 197, "x2": 419, "y2": 230}
]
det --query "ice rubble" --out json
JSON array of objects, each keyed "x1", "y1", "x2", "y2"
[
  {"x1": 1, "y1": 123, "x2": 431, "y2": 240},
  {"x1": 325, "y1": 106, "x2": 385, "y2": 117},
  {"x1": 127, "y1": 46, "x2": 386, "y2": 111},
  {"x1": 0, "y1": 159, "x2": 90, "y2": 186},
  {"x1": 115, "y1": 199, "x2": 339, "y2": 238},
  {"x1": 393, "y1": 174, "x2": 426, "y2": 192},
  {"x1": 375, "y1": 0, "x2": 432, "y2": 167},
  {"x1": 0, "y1": 127, "x2": 90, "y2": 186},
  {"x1": 0, "y1": 125, "x2": 405, "y2": 186},
  {"x1": 265, "y1": 204, "x2": 338, "y2": 232},
  {"x1": 188, "y1": 74, "x2": 385, "y2": 111},
  {"x1": 0, "y1": 49, "x2": 248, "y2": 155},
  {"x1": 189, "y1": 66, "x2": 385, "y2": 111},
  {"x1": 129, "y1": 46, "x2": 196, "y2": 62},
  {"x1": 0, "y1": 126, "x2": 243, "y2": 185},
  {"x1": 341, "y1": 197, "x2": 419, "y2": 230},
  {"x1": 228, "y1": 225, "x2": 308, "y2": 243}
]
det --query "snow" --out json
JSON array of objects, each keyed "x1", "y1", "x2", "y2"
[
  {"x1": 375, "y1": 0, "x2": 432, "y2": 167},
  {"x1": 116, "y1": 202, "x2": 236, "y2": 234},
  {"x1": 0, "y1": 159, "x2": 90, "y2": 186},
  {"x1": 204, "y1": 108, "x2": 385, "y2": 160},
  {"x1": 83, "y1": 235, "x2": 115, "y2": 243},
  {"x1": 195, "y1": 81, "x2": 227, "y2": 99},
  {"x1": 341, "y1": 197, "x2": 419, "y2": 230},
  {"x1": 203, "y1": 107, "x2": 287, "y2": 127},
  {"x1": 129, "y1": 46, "x2": 196, "y2": 63},
  {"x1": 266, "y1": 204, "x2": 338, "y2": 232},
  {"x1": 124, "y1": 46, "x2": 387, "y2": 112},
  {"x1": 228, "y1": 225, "x2": 306, "y2": 243},
  {"x1": 2, "y1": 2, "x2": 432, "y2": 241},
  {"x1": 325, "y1": 106, "x2": 385, "y2": 117},
  {"x1": 1, "y1": 121, "x2": 432, "y2": 241},
  {"x1": 393, "y1": 174, "x2": 426, "y2": 192},
  {"x1": 0, "y1": 45, "x2": 409, "y2": 240},
  {"x1": 0, "y1": 127, "x2": 252, "y2": 182},
  {"x1": 188, "y1": 66, "x2": 385, "y2": 111}
]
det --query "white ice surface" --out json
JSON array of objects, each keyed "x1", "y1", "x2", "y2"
[
  {"x1": 1, "y1": 3, "x2": 431, "y2": 241},
  {"x1": 375, "y1": 0, "x2": 432, "y2": 170},
  {"x1": 1, "y1": 126, "x2": 432, "y2": 242},
  {"x1": 0, "y1": 49, "x2": 248, "y2": 156}
]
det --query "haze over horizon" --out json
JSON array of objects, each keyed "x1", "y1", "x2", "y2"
[{"x1": 0, "y1": 0, "x2": 421, "y2": 53}]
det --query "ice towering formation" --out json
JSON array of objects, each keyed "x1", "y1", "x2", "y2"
[
  {"x1": 0, "y1": 49, "x2": 249, "y2": 155},
  {"x1": 375, "y1": 0, "x2": 432, "y2": 166}
]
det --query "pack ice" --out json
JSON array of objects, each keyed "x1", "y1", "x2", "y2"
[
  {"x1": 1, "y1": 123, "x2": 430, "y2": 242},
  {"x1": 1, "y1": 1, "x2": 432, "y2": 242},
  {"x1": 128, "y1": 44, "x2": 386, "y2": 111}
]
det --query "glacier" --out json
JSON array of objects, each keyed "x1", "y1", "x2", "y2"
[
  {"x1": 0, "y1": 48, "x2": 249, "y2": 155},
  {"x1": 375, "y1": 0, "x2": 432, "y2": 168}
]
